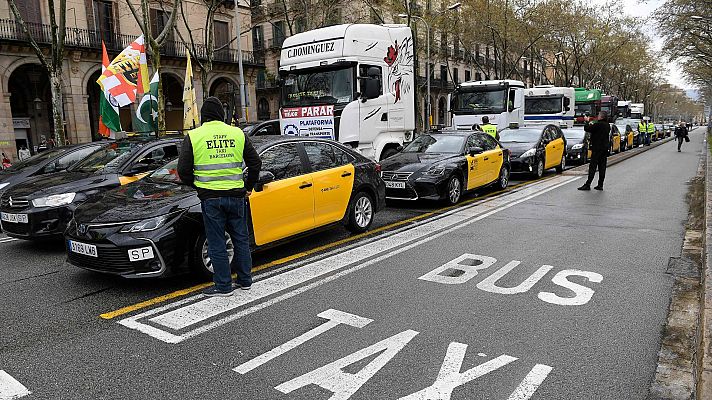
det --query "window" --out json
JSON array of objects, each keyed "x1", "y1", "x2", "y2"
[
  {"x1": 465, "y1": 70, "x2": 471, "y2": 82},
  {"x1": 150, "y1": 9, "x2": 172, "y2": 40},
  {"x1": 453, "y1": 68, "x2": 459, "y2": 84},
  {"x1": 468, "y1": 134, "x2": 495, "y2": 151},
  {"x1": 359, "y1": 64, "x2": 382, "y2": 95},
  {"x1": 304, "y1": 142, "x2": 353, "y2": 172},
  {"x1": 295, "y1": 17, "x2": 306, "y2": 34},
  {"x1": 252, "y1": 25, "x2": 264, "y2": 50},
  {"x1": 485, "y1": 46, "x2": 490, "y2": 60},
  {"x1": 214, "y1": 21, "x2": 229, "y2": 49},
  {"x1": 137, "y1": 144, "x2": 179, "y2": 166},
  {"x1": 480, "y1": 135, "x2": 498, "y2": 150},
  {"x1": 273, "y1": 21, "x2": 285, "y2": 46},
  {"x1": 475, "y1": 72, "x2": 482, "y2": 81},
  {"x1": 440, "y1": 65, "x2": 448, "y2": 82},
  {"x1": 253, "y1": 120, "x2": 278, "y2": 136},
  {"x1": 48, "y1": 145, "x2": 102, "y2": 173},
  {"x1": 93, "y1": 0, "x2": 114, "y2": 43},
  {"x1": 260, "y1": 143, "x2": 303, "y2": 181}
]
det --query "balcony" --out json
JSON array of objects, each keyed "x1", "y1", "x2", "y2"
[
  {"x1": 417, "y1": 76, "x2": 455, "y2": 91},
  {"x1": 268, "y1": 37, "x2": 285, "y2": 49},
  {"x1": 0, "y1": 19, "x2": 265, "y2": 66},
  {"x1": 256, "y1": 78, "x2": 279, "y2": 90}
]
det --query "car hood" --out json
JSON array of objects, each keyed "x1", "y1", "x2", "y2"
[
  {"x1": 500, "y1": 142, "x2": 536, "y2": 157},
  {"x1": 3, "y1": 171, "x2": 116, "y2": 199},
  {"x1": 73, "y1": 179, "x2": 199, "y2": 223},
  {"x1": 380, "y1": 152, "x2": 460, "y2": 173}
]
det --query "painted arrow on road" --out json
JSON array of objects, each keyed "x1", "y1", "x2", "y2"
[{"x1": 0, "y1": 370, "x2": 30, "y2": 400}]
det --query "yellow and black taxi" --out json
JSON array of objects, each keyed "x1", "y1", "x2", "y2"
[
  {"x1": 499, "y1": 124, "x2": 566, "y2": 178},
  {"x1": 609, "y1": 125, "x2": 621, "y2": 154},
  {"x1": 563, "y1": 126, "x2": 589, "y2": 165},
  {"x1": 615, "y1": 123, "x2": 635, "y2": 151},
  {"x1": 378, "y1": 131, "x2": 511, "y2": 205},
  {"x1": 0, "y1": 138, "x2": 181, "y2": 240},
  {"x1": 64, "y1": 136, "x2": 385, "y2": 278}
]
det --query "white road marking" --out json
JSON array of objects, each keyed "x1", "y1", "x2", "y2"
[
  {"x1": 477, "y1": 261, "x2": 554, "y2": 295},
  {"x1": 0, "y1": 238, "x2": 18, "y2": 244},
  {"x1": 234, "y1": 309, "x2": 372, "y2": 374},
  {"x1": 538, "y1": 269, "x2": 603, "y2": 306},
  {"x1": 0, "y1": 370, "x2": 30, "y2": 400},
  {"x1": 275, "y1": 329, "x2": 419, "y2": 399},
  {"x1": 506, "y1": 364, "x2": 553, "y2": 400},
  {"x1": 399, "y1": 343, "x2": 517, "y2": 400},
  {"x1": 418, "y1": 254, "x2": 497, "y2": 285},
  {"x1": 119, "y1": 175, "x2": 580, "y2": 343}
]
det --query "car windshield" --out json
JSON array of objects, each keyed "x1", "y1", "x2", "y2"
[
  {"x1": 0, "y1": 148, "x2": 65, "y2": 174},
  {"x1": 148, "y1": 159, "x2": 181, "y2": 183},
  {"x1": 282, "y1": 66, "x2": 355, "y2": 107},
  {"x1": 616, "y1": 125, "x2": 629, "y2": 133},
  {"x1": 402, "y1": 135, "x2": 465, "y2": 154},
  {"x1": 574, "y1": 103, "x2": 595, "y2": 117},
  {"x1": 499, "y1": 129, "x2": 541, "y2": 142},
  {"x1": 525, "y1": 97, "x2": 562, "y2": 114},
  {"x1": 451, "y1": 87, "x2": 506, "y2": 114},
  {"x1": 565, "y1": 129, "x2": 586, "y2": 139},
  {"x1": 70, "y1": 142, "x2": 140, "y2": 173},
  {"x1": 241, "y1": 124, "x2": 257, "y2": 134}
]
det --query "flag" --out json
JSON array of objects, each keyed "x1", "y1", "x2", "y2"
[
  {"x1": 132, "y1": 72, "x2": 159, "y2": 134},
  {"x1": 98, "y1": 41, "x2": 121, "y2": 136},
  {"x1": 183, "y1": 52, "x2": 199, "y2": 130},
  {"x1": 97, "y1": 35, "x2": 147, "y2": 107}
]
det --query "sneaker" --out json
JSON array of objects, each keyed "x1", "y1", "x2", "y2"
[
  {"x1": 203, "y1": 286, "x2": 234, "y2": 297},
  {"x1": 594, "y1": 186, "x2": 603, "y2": 191},
  {"x1": 232, "y1": 282, "x2": 252, "y2": 291},
  {"x1": 577, "y1": 185, "x2": 591, "y2": 191}
]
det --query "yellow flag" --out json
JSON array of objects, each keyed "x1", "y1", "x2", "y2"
[{"x1": 183, "y1": 52, "x2": 200, "y2": 130}]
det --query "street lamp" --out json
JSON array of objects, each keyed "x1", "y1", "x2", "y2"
[{"x1": 399, "y1": 13, "x2": 431, "y2": 130}]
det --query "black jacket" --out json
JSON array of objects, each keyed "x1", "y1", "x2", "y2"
[
  {"x1": 584, "y1": 120, "x2": 610, "y2": 153},
  {"x1": 177, "y1": 132, "x2": 262, "y2": 200},
  {"x1": 674, "y1": 126, "x2": 688, "y2": 138}
]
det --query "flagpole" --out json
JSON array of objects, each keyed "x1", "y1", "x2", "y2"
[{"x1": 234, "y1": 0, "x2": 248, "y2": 124}]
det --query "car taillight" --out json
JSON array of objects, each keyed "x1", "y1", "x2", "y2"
[{"x1": 375, "y1": 163, "x2": 382, "y2": 174}]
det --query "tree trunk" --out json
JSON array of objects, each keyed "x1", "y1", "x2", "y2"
[{"x1": 49, "y1": 71, "x2": 66, "y2": 145}]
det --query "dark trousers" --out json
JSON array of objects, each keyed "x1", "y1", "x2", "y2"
[
  {"x1": 201, "y1": 197, "x2": 253, "y2": 291},
  {"x1": 677, "y1": 136, "x2": 684, "y2": 151},
  {"x1": 585, "y1": 151, "x2": 607, "y2": 187}
]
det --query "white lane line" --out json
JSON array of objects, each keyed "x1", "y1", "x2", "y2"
[
  {"x1": 119, "y1": 175, "x2": 580, "y2": 343},
  {"x1": 506, "y1": 364, "x2": 553, "y2": 400},
  {"x1": 0, "y1": 370, "x2": 31, "y2": 400},
  {"x1": 0, "y1": 238, "x2": 18, "y2": 244}
]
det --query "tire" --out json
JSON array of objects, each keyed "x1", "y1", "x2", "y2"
[
  {"x1": 346, "y1": 192, "x2": 374, "y2": 233},
  {"x1": 496, "y1": 166, "x2": 510, "y2": 190},
  {"x1": 555, "y1": 154, "x2": 565, "y2": 173},
  {"x1": 443, "y1": 175, "x2": 462, "y2": 205},
  {"x1": 533, "y1": 158, "x2": 544, "y2": 178},
  {"x1": 191, "y1": 233, "x2": 234, "y2": 278},
  {"x1": 379, "y1": 147, "x2": 399, "y2": 161}
]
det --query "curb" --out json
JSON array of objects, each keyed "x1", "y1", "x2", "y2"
[
  {"x1": 700, "y1": 130, "x2": 712, "y2": 399},
  {"x1": 564, "y1": 136, "x2": 676, "y2": 176}
]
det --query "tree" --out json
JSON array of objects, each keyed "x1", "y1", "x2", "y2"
[
  {"x1": 7, "y1": 0, "x2": 67, "y2": 145},
  {"x1": 125, "y1": 0, "x2": 182, "y2": 134}
]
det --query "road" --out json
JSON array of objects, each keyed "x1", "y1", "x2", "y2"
[{"x1": 0, "y1": 131, "x2": 703, "y2": 399}]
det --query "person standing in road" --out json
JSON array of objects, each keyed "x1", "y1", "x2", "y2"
[
  {"x1": 178, "y1": 97, "x2": 262, "y2": 297},
  {"x1": 674, "y1": 121, "x2": 689, "y2": 152},
  {"x1": 578, "y1": 110, "x2": 610, "y2": 191},
  {"x1": 481, "y1": 116, "x2": 498, "y2": 140},
  {"x1": 638, "y1": 118, "x2": 649, "y2": 147},
  {"x1": 646, "y1": 118, "x2": 656, "y2": 145}
]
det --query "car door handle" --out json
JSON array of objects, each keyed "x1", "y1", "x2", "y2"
[
  {"x1": 341, "y1": 172, "x2": 352, "y2": 177},
  {"x1": 484, "y1": 157, "x2": 489, "y2": 160},
  {"x1": 299, "y1": 182, "x2": 313, "y2": 189}
]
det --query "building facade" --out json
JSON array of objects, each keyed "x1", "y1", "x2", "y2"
[{"x1": 0, "y1": 0, "x2": 262, "y2": 161}]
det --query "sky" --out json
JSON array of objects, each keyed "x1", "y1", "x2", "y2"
[{"x1": 592, "y1": 0, "x2": 691, "y2": 90}]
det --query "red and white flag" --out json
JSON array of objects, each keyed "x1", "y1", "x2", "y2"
[{"x1": 97, "y1": 35, "x2": 148, "y2": 107}]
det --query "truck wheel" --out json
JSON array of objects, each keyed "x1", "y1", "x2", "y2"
[
  {"x1": 346, "y1": 192, "x2": 374, "y2": 233},
  {"x1": 380, "y1": 147, "x2": 399, "y2": 161}
]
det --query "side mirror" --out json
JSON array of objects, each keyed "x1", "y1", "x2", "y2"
[
  {"x1": 127, "y1": 162, "x2": 153, "y2": 176},
  {"x1": 253, "y1": 170, "x2": 275, "y2": 192},
  {"x1": 468, "y1": 147, "x2": 484, "y2": 156}
]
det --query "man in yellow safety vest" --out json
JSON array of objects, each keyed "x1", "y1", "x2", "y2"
[
  {"x1": 178, "y1": 96, "x2": 262, "y2": 297},
  {"x1": 481, "y1": 116, "x2": 498, "y2": 140}
]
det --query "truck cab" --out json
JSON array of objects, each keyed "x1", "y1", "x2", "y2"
[
  {"x1": 278, "y1": 24, "x2": 415, "y2": 161},
  {"x1": 600, "y1": 95, "x2": 619, "y2": 122},
  {"x1": 573, "y1": 88, "x2": 603, "y2": 125},
  {"x1": 523, "y1": 85, "x2": 575, "y2": 128},
  {"x1": 449, "y1": 80, "x2": 525, "y2": 131}
]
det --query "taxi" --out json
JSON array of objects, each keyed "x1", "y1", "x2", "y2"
[
  {"x1": 499, "y1": 125, "x2": 566, "y2": 178},
  {"x1": 615, "y1": 123, "x2": 635, "y2": 151},
  {"x1": 379, "y1": 131, "x2": 511, "y2": 205},
  {"x1": 609, "y1": 125, "x2": 621, "y2": 154},
  {"x1": 64, "y1": 137, "x2": 386, "y2": 278},
  {"x1": 0, "y1": 138, "x2": 181, "y2": 240}
]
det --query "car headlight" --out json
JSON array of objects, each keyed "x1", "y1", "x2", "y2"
[
  {"x1": 520, "y1": 148, "x2": 536, "y2": 158},
  {"x1": 424, "y1": 167, "x2": 446, "y2": 176},
  {"x1": 572, "y1": 144, "x2": 583, "y2": 150},
  {"x1": 120, "y1": 215, "x2": 168, "y2": 233},
  {"x1": 0, "y1": 183, "x2": 8, "y2": 191},
  {"x1": 31, "y1": 193, "x2": 76, "y2": 208}
]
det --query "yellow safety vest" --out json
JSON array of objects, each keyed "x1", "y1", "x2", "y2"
[
  {"x1": 481, "y1": 123, "x2": 497, "y2": 138},
  {"x1": 647, "y1": 123, "x2": 655, "y2": 134},
  {"x1": 189, "y1": 120, "x2": 246, "y2": 190}
]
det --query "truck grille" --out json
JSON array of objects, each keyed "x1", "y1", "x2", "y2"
[{"x1": 381, "y1": 171, "x2": 412, "y2": 181}]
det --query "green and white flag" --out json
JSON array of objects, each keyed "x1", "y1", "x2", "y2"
[{"x1": 132, "y1": 72, "x2": 159, "y2": 134}]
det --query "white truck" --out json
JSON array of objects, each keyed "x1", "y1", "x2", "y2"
[
  {"x1": 523, "y1": 85, "x2": 575, "y2": 128},
  {"x1": 630, "y1": 103, "x2": 644, "y2": 120},
  {"x1": 449, "y1": 79, "x2": 526, "y2": 131},
  {"x1": 278, "y1": 24, "x2": 415, "y2": 160}
]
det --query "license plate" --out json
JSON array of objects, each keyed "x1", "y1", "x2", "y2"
[
  {"x1": 0, "y1": 212, "x2": 28, "y2": 224},
  {"x1": 385, "y1": 181, "x2": 406, "y2": 189},
  {"x1": 69, "y1": 240, "x2": 98, "y2": 258},
  {"x1": 128, "y1": 246, "x2": 155, "y2": 262}
]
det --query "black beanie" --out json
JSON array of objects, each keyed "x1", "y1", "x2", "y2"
[{"x1": 201, "y1": 96, "x2": 225, "y2": 123}]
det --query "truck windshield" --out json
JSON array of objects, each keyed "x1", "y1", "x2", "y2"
[
  {"x1": 525, "y1": 97, "x2": 562, "y2": 115},
  {"x1": 451, "y1": 88, "x2": 506, "y2": 114},
  {"x1": 575, "y1": 103, "x2": 595, "y2": 117},
  {"x1": 282, "y1": 66, "x2": 355, "y2": 107}
]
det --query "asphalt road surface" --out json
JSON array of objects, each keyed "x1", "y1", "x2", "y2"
[{"x1": 0, "y1": 130, "x2": 704, "y2": 399}]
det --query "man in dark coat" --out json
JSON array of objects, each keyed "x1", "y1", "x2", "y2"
[
  {"x1": 578, "y1": 111, "x2": 610, "y2": 191},
  {"x1": 674, "y1": 121, "x2": 689, "y2": 152}
]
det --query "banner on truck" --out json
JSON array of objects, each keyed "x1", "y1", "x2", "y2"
[{"x1": 280, "y1": 105, "x2": 335, "y2": 139}]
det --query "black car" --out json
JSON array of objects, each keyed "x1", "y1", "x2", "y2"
[
  {"x1": 499, "y1": 125, "x2": 567, "y2": 178},
  {"x1": 0, "y1": 143, "x2": 103, "y2": 196},
  {"x1": 563, "y1": 126, "x2": 589, "y2": 164},
  {"x1": 379, "y1": 131, "x2": 511, "y2": 205},
  {"x1": 64, "y1": 136, "x2": 385, "y2": 278},
  {"x1": 242, "y1": 119, "x2": 280, "y2": 136},
  {"x1": 0, "y1": 138, "x2": 181, "y2": 240}
]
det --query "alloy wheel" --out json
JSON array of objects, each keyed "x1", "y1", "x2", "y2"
[
  {"x1": 448, "y1": 177, "x2": 461, "y2": 204},
  {"x1": 499, "y1": 167, "x2": 509, "y2": 188},
  {"x1": 201, "y1": 233, "x2": 235, "y2": 273},
  {"x1": 537, "y1": 160, "x2": 544, "y2": 177},
  {"x1": 354, "y1": 195, "x2": 373, "y2": 228}
]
